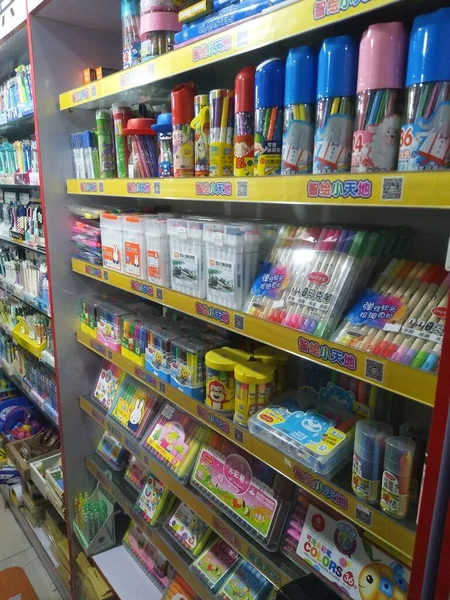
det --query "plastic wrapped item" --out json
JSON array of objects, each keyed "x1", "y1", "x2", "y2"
[
  {"x1": 191, "y1": 538, "x2": 239, "y2": 592},
  {"x1": 380, "y1": 436, "x2": 415, "y2": 519},
  {"x1": 122, "y1": 215, "x2": 149, "y2": 279},
  {"x1": 123, "y1": 118, "x2": 158, "y2": 178},
  {"x1": 216, "y1": 559, "x2": 271, "y2": 600},
  {"x1": 141, "y1": 402, "x2": 208, "y2": 482},
  {"x1": 191, "y1": 434, "x2": 294, "y2": 550},
  {"x1": 122, "y1": 0, "x2": 141, "y2": 69},
  {"x1": 168, "y1": 217, "x2": 206, "y2": 297},
  {"x1": 121, "y1": 316, "x2": 155, "y2": 367},
  {"x1": 234, "y1": 66, "x2": 255, "y2": 177},
  {"x1": 204, "y1": 221, "x2": 261, "y2": 310},
  {"x1": 205, "y1": 347, "x2": 253, "y2": 415},
  {"x1": 144, "y1": 216, "x2": 172, "y2": 286},
  {"x1": 249, "y1": 389, "x2": 357, "y2": 479},
  {"x1": 171, "y1": 83, "x2": 196, "y2": 177},
  {"x1": 254, "y1": 346, "x2": 289, "y2": 396},
  {"x1": 123, "y1": 522, "x2": 171, "y2": 588},
  {"x1": 140, "y1": 13, "x2": 180, "y2": 60},
  {"x1": 163, "y1": 574, "x2": 197, "y2": 600},
  {"x1": 80, "y1": 296, "x2": 100, "y2": 338},
  {"x1": 192, "y1": 94, "x2": 209, "y2": 177},
  {"x1": 234, "y1": 362, "x2": 274, "y2": 427},
  {"x1": 399, "y1": 421, "x2": 428, "y2": 503},
  {"x1": 170, "y1": 334, "x2": 223, "y2": 400},
  {"x1": 96, "y1": 299, "x2": 135, "y2": 353},
  {"x1": 96, "y1": 110, "x2": 115, "y2": 178},
  {"x1": 100, "y1": 214, "x2": 124, "y2": 273},
  {"x1": 134, "y1": 473, "x2": 176, "y2": 525},
  {"x1": 70, "y1": 206, "x2": 102, "y2": 264},
  {"x1": 164, "y1": 501, "x2": 213, "y2": 558},
  {"x1": 108, "y1": 374, "x2": 160, "y2": 439},
  {"x1": 282, "y1": 492, "x2": 410, "y2": 600},
  {"x1": 112, "y1": 104, "x2": 133, "y2": 178},
  {"x1": 125, "y1": 456, "x2": 148, "y2": 492},
  {"x1": 145, "y1": 317, "x2": 180, "y2": 381},
  {"x1": 209, "y1": 89, "x2": 234, "y2": 177},
  {"x1": 97, "y1": 432, "x2": 129, "y2": 470},
  {"x1": 92, "y1": 361, "x2": 125, "y2": 411}
]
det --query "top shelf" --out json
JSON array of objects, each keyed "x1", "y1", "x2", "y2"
[{"x1": 59, "y1": 0, "x2": 402, "y2": 110}]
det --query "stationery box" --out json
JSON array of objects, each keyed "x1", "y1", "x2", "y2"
[
  {"x1": 178, "y1": 0, "x2": 238, "y2": 23},
  {"x1": 91, "y1": 360, "x2": 125, "y2": 411},
  {"x1": 96, "y1": 432, "x2": 129, "y2": 471},
  {"x1": 164, "y1": 501, "x2": 213, "y2": 558},
  {"x1": 248, "y1": 389, "x2": 357, "y2": 479},
  {"x1": 123, "y1": 522, "x2": 172, "y2": 588},
  {"x1": 124, "y1": 456, "x2": 148, "y2": 492},
  {"x1": 134, "y1": 473, "x2": 176, "y2": 526},
  {"x1": 191, "y1": 538, "x2": 240, "y2": 592},
  {"x1": 216, "y1": 559, "x2": 271, "y2": 600}
]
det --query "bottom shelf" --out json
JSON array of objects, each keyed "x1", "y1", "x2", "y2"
[
  {"x1": 0, "y1": 484, "x2": 71, "y2": 600},
  {"x1": 93, "y1": 546, "x2": 163, "y2": 600}
]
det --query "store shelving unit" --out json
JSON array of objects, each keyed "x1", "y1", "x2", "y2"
[{"x1": 0, "y1": 0, "x2": 443, "y2": 599}]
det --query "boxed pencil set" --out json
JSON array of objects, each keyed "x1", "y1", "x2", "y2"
[
  {"x1": 124, "y1": 456, "x2": 148, "y2": 492},
  {"x1": 134, "y1": 473, "x2": 176, "y2": 526},
  {"x1": 164, "y1": 501, "x2": 213, "y2": 558},
  {"x1": 216, "y1": 558, "x2": 272, "y2": 600},
  {"x1": 91, "y1": 361, "x2": 125, "y2": 411},
  {"x1": 191, "y1": 537, "x2": 240, "y2": 592}
]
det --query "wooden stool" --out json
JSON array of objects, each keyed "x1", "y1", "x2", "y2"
[{"x1": 0, "y1": 566, "x2": 39, "y2": 600}]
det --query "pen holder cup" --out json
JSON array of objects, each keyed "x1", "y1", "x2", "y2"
[
  {"x1": 73, "y1": 484, "x2": 116, "y2": 557},
  {"x1": 12, "y1": 323, "x2": 47, "y2": 359}
]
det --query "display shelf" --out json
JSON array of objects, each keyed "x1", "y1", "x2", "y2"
[
  {"x1": 78, "y1": 330, "x2": 416, "y2": 566},
  {"x1": 0, "y1": 319, "x2": 54, "y2": 373},
  {"x1": 72, "y1": 259, "x2": 436, "y2": 406},
  {"x1": 0, "y1": 484, "x2": 71, "y2": 600},
  {"x1": 8, "y1": 372, "x2": 58, "y2": 428},
  {"x1": 0, "y1": 234, "x2": 46, "y2": 254},
  {"x1": 0, "y1": 112, "x2": 35, "y2": 139},
  {"x1": 67, "y1": 171, "x2": 450, "y2": 208},
  {"x1": 86, "y1": 454, "x2": 216, "y2": 600},
  {"x1": 80, "y1": 396, "x2": 302, "y2": 588},
  {"x1": 0, "y1": 278, "x2": 51, "y2": 317},
  {"x1": 93, "y1": 545, "x2": 163, "y2": 600},
  {"x1": 59, "y1": 0, "x2": 401, "y2": 110}
]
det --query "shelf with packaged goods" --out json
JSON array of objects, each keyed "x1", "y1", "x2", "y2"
[
  {"x1": 67, "y1": 172, "x2": 450, "y2": 207},
  {"x1": 59, "y1": 0, "x2": 401, "y2": 111},
  {"x1": 72, "y1": 258, "x2": 436, "y2": 406},
  {"x1": 80, "y1": 395, "x2": 302, "y2": 588},
  {"x1": 0, "y1": 277, "x2": 51, "y2": 318},
  {"x1": 78, "y1": 329, "x2": 416, "y2": 566},
  {"x1": 0, "y1": 234, "x2": 46, "y2": 254},
  {"x1": 0, "y1": 112, "x2": 35, "y2": 138},
  {"x1": 86, "y1": 453, "x2": 217, "y2": 600},
  {"x1": 0, "y1": 319, "x2": 54, "y2": 372}
]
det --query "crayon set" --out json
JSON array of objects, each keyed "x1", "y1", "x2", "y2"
[
  {"x1": 164, "y1": 501, "x2": 214, "y2": 558},
  {"x1": 234, "y1": 361, "x2": 274, "y2": 427},
  {"x1": 335, "y1": 259, "x2": 449, "y2": 372},
  {"x1": 134, "y1": 472, "x2": 176, "y2": 525},
  {"x1": 191, "y1": 432, "x2": 295, "y2": 550}
]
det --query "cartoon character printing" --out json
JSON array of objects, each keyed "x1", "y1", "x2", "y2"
[
  {"x1": 161, "y1": 430, "x2": 180, "y2": 452},
  {"x1": 154, "y1": 349, "x2": 164, "y2": 369},
  {"x1": 179, "y1": 365, "x2": 190, "y2": 384},
  {"x1": 358, "y1": 562, "x2": 408, "y2": 600},
  {"x1": 282, "y1": 120, "x2": 314, "y2": 173},
  {"x1": 195, "y1": 131, "x2": 208, "y2": 172},
  {"x1": 207, "y1": 380, "x2": 227, "y2": 411},
  {"x1": 276, "y1": 409, "x2": 333, "y2": 446},
  {"x1": 128, "y1": 398, "x2": 145, "y2": 432},
  {"x1": 416, "y1": 102, "x2": 450, "y2": 168},
  {"x1": 314, "y1": 114, "x2": 353, "y2": 173},
  {"x1": 112, "y1": 244, "x2": 120, "y2": 266}
]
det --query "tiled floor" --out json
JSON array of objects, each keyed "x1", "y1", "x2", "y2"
[{"x1": 0, "y1": 497, "x2": 62, "y2": 600}]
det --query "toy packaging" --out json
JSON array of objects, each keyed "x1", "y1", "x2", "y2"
[
  {"x1": 191, "y1": 538, "x2": 240, "y2": 592},
  {"x1": 141, "y1": 402, "x2": 208, "y2": 483},
  {"x1": 216, "y1": 559, "x2": 271, "y2": 600},
  {"x1": 108, "y1": 375, "x2": 160, "y2": 439},
  {"x1": 164, "y1": 501, "x2": 213, "y2": 558},
  {"x1": 135, "y1": 473, "x2": 175, "y2": 526},
  {"x1": 96, "y1": 432, "x2": 129, "y2": 470},
  {"x1": 282, "y1": 493, "x2": 410, "y2": 600},
  {"x1": 248, "y1": 389, "x2": 357, "y2": 479},
  {"x1": 92, "y1": 361, "x2": 124, "y2": 410},
  {"x1": 191, "y1": 433, "x2": 294, "y2": 550},
  {"x1": 123, "y1": 522, "x2": 172, "y2": 588},
  {"x1": 124, "y1": 456, "x2": 148, "y2": 492}
]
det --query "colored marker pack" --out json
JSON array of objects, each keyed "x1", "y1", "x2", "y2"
[
  {"x1": 191, "y1": 433, "x2": 294, "y2": 550},
  {"x1": 335, "y1": 259, "x2": 449, "y2": 371},
  {"x1": 123, "y1": 522, "x2": 172, "y2": 588},
  {"x1": 135, "y1": 473, "x2": 176, "y2": 526},
  {"x1": 124, "y1": 456, "x2": 148, "y2": 492},
  {"x1": 96, "y1": 432, "x2": 129, "y2": 471},
  {"x1": 164, "y1": 501, "x2": 213, "y2": 558},
  {"x1": 141, "y1": 403, "x2": 208, "y2": 483},
  {"x1": 216, "y1": 559, "x2": 271, "y2": 600},
  {"x1": 92, "y1": 361, "x2": 125, "y2": 410},
  {"x1": 108, "y1": 374, "x2": 160, "y2": 439},
  {"x1": 248, "y1": 389, "x2": 357, "y2": 479},
  {"x1": 191, "y1": 538, "x2": 240, "y2": 592},
  {"x1": 282, "y1": 493, "x2": 410, "y2": 600}
]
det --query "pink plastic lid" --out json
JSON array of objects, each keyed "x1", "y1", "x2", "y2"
[
  {"x1": 140, "y1": 11, "x2": 181, "y2": 34},
  {"x1": 357, "y1": 22, "x2": 407, "y2": 93}
]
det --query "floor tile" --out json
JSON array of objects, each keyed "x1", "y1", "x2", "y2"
[{"x1": 0, "y1": 501, "x2": 31, "y2": 561}]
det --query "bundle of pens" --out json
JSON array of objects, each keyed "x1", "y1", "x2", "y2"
[
  {"x1": 70, "y1": 131, "x2": 100, "y2": 179},
  {"x1": 191, "y1": 538, "x2": 240, "y2": 593},
  {"x1": 216, "y1": 559, "x2": 272, "y2": 600},
  {"x1": 16, "y1": 347, "x2": 57, "y2": 413},
  {"x1": 0, "y1": 64, "x2": 33, "y2": 123},
  {"x1": 0, "y1": 330, "x2": 15, "y2": 365},
  {"x1": 134, "y1": 472, "x2": 175, "y2": 526},
  {"x1": 335, "y1": 259, "x2": 449, "y2": 372},
  {"x1": 124, "y1": 118, "x2": 159, "y2": 178},
  {"x1": 141, "y1": 402, "x2": 208, "y2": 482},
  {"x1": 109, "y1": 374, "x2": 160, "y2": 438},
  {"x1": 209, "y1": 89, "x2": 234, "y2": 177},
  {"x1": 0, "y1": 245, "x2": 49, "y2": 308},
  {"x1": 96, "y1": 299, "x2": 134, "y2": 352},
  {"x1": 121, "y1": 0, "x2": 141, "y2": 69},
  {"x1": 74, "y1": 492, "x2": 109, "y2": 545},
  {"x1": 69, "y1": 205, "x2": 103, "y2": 265},
  {"x1": 191, "y1": 432, "x2": 295, "y2": 550},
  {"x1": 97, "y1": 431, "x2": 129, "y2": 470},
  {"x1": 121, "y1": 315, "x2": 154, "y2": 366},
  {"x1": 92, "y1": 360, "x2": 124, "y2": 410},
  {"x1": 162, "y1": 574, "x2": 196, "y2": 600},
  {"x1": 145, "y1": 317, "x2": 181, "y2": 382},
  {"x1": 244, "y1": 225, "x2": 407, "y2": 340}
]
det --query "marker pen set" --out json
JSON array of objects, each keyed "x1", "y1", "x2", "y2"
[
  {"x1": 124, "y1": 455, "x2": 148, "y2": 491},
  {"x1": 69, "y1": 205, "x2": 103, "y2": 265},
  {"x1": 109, "y1": 373, "x2": 160, "y2": 438},
  {"x1": 0, "y1": 65, "x2": 33, "y2": 123},
  {"x1": 74, "y1": 492, "x2": 109, "y2": 545},
  {"x1": 0, "y1": 196, "x2": 45, "y2": 250},
  {"x1": 134, "y1": 472, "x2": 176, "y2": 526},
  {"x1": 18, "y1": 348, "x2": 58, "y2": 418},
  {"x1": 335, "y1": 259, "x2": 450, "y2": 372},
  {"x1": 97, "y1": 431, "x2": 129, "y2": 470},
  {"x1": 0, "y1": 138, "x2": 38, "y2": 182},
  {"x1": 123, "y1": 521, "x2": 172, "y2": 588},
  {"x1": 164, "y1": 501, "x2": 213, "y2": 558}
]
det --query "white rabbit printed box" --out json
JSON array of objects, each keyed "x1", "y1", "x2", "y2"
[{"x1": 108, "y1": 374, "x2": 160, "y2": 439}]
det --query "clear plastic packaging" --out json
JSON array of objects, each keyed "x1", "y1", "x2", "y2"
[
  {"x1": 168, "y1": 217, "x2": 206, "y2": 297},
  {"x1": 108, "y1": 374, "x2": 160, "y2": 439},
  {"x1": 121, "y1": 316, "x2": 155, "y2": 367},
  {"x1": 140, "y1": 13, "x2": 180, "y2": 60},
  {"x1": 216, "y1": 559, "x2": 271, "y2": 600},
  {"x1": 96, "y1": 432, "x2": 129, "y2": 470},
  {"x1": 122, "y1": 0, "x2": 141, "y2": 69},
  {"x1": 380, "y1": 435, "x2": 415, "y2": 519},
  {"x1": 191, "y1": 538, "x2": 239, "y2": 592},
  {"x1": 145, "y1": 216, "x2": 172, "y2": 286},
  {"x1": 123, "y1": 522, "x2": 171, "y2": 588},
  {"x1": 96, "y1": 299, "x2": 135, "y2": 353},
  {"x1": 209, "y1": 89, "x2": 234, "y2": 177},
  {"x1": 134, "y1": 472, "x2": 176, "y2": 526},
  {"x1": 234, "y1": 361, "x2": 274, "y2": 427},
  {"x1": 124, "y1": 456, "x2": 148, "y2": 492},
  {"x1": 80, "y1": 295, "x2": 101, "y2": 338},
  {"x1": 144, "y1": 317, "x2": 180, "y2": 382},
  {"x1": 204, "y1": 221, "x2": 261, "y2": 310},
  {"x1": 100, "y1": 214, "x2": 124, "y2": 272},
  {"x1": 140, "y1": 402, "x2": 208, "y2": 483},
  {"x1": 254, "y1": 345, "x2": 289, "y2": 396},
  {"x1": 91, "y1": 360, "x2": 125, "y2": 411},
  {"x1": 163, "y1": 501, "x2": 213, "y2": 558},
  {"x1": 122, "y1": 215, "x2": 149, "y2": 279},
  {"x1": 248, "y1": 389, "x2": 357, "y2": 479},
  {"x1": 123, "y1": 118, "x2": 159, "y2": 178},
  {"x1": 191, "y1": 434, "x2": 294, "y2": 550}
]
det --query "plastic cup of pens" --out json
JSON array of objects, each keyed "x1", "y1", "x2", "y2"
[
  {"x1": 123, "y1": 118, "x2": 159, "y2": 178},
  {"x1": 209, "y1": 89, "x2": 234, "y2": 177},
  {"x1": 140, "y1": 12, "x2": 181, "y2": 60},
  {"x1": 73, "y1": 487, "x2": 115, "y2": 556}
]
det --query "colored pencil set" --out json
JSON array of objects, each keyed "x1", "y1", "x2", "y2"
[
  {"x1": 92, "y1": 360, "x2": 124, "y2": 410},
  {"x1": 209, "y1": 89, "x2": 234, "y2": 177},
  {"x1": 164, "y1": 501, "x2": 213, "y2": 558},
  {"x1": 162, "y1": 574, "x2": 197, "y2": 600},
  {"x1": 109, "y1": 373, "x2": 160, "y2": 438},
  {"x1": 124, "y1": 455, "x2": 148, "y2": 491},
  {"x1": 134, "y1": 472, "x2": 176, "y2": 526},
  {"x1": 335, "y1": 259, "x2": 450, "y2": 372},
  {"x1": 97, "y1": 431, "x2": 129, "y2": 470}
]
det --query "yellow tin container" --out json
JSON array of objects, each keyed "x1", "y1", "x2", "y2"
[
  {"x1": 234, "y1": 361, "x2": 274, "y2": 427},
  {"x1": 205, "y1": 347, "x2": 253, "y2": 415},
  {"x1": 254, "y1": 345, "x2": 290, "y2": 396}
]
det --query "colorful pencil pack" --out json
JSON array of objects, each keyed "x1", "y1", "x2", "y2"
[
  {"x1": 380, "y1": 435, "x2": 415, "y2": 519},
  {"x1": 141, "y1": 402, "x2": 208, "y2": 483},
  {"x1": 248, "y1": 389, "x2": 357, "y2": 479},
  {"x1": 123, "y1": 522, "x2": 172, "y2": 588},
  {"x1": 124, "y1": 456, "x2": 148, "y2": 492},
  {"x1": 96, "y1": 432, "x2": 129, "y2": 471},
  {"x1": 216, "y1": 559, "x2": 271, "y2": 600},
  {"x1": 164, "y1": 501, "x2": 213, "y2": 558},
  {"x1": 191, "y1": 433, "x2": 294, "y2": 550},
  {"x1": 144, "y1": 317, "x2": 184, "y2": 382},
  {"x1": 282, "y1": 493, "x2": 410, "y2": 600},
  {"x1": 92, "y1": 361, "x2": 125, "y2": 410},
  {"x1": 191, "y1": 538, "x2": 240, "y2": 592},
  {"x1": 335, "y1": 259, "x2": 449, "y2": 371},
  {"x1": 108, "y1": 374, "x2": 160, "y2": 438},
  {"x1": 135, "y1": 473, "x2": 176, "y2": 526},
  {"x1": 96, "y1": 299, "x2": 135, "y2": 353},
  {"x1": 121, "y1": 316, "x2": 154, "y2": 367}
]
